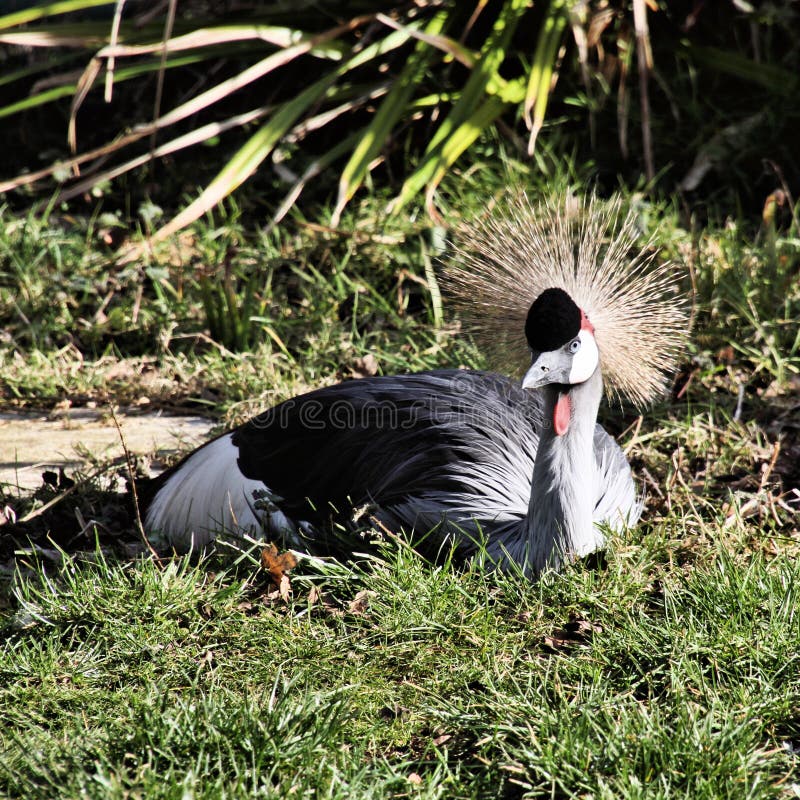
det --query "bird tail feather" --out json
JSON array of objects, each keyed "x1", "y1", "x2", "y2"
[{"x1": 144, "y1": 433, "x2": 265, "y2": 552}]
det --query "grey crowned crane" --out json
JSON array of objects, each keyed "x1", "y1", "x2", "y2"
[{"x1": 144, "y1": 195, "x2": 687, "y2": 576}]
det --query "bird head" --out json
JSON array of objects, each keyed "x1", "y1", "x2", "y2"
[
  {"x1": 520, "y1": 287, "x2": 599, "y2": 391},
  {"x1": 444, "y1": 193, "x2": 689, "y2": 409}
]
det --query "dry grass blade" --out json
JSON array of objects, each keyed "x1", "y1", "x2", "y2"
[
  {"x1": 0, "y1": 100, "x2": 212, "y2": 194},
  {"x1": 62, "y1": 14, "x2": 372, "y2": 158},
  {"x1": 0, "y1": 31, "x2": 107, "y2": 46},
  {"x1": 132, "y1": 23, "x2": 413, "y2": 252},
  {"x1": 103, "y1": 0, "x2": 126, "y2": 102},
  {"x1": 67, "y1": 41, "x2": 299, "y2": 156},
  {"x1": 150, "y1": 0, "x2": 178, "y2": 156},
  {"x1": 375, "y1": 12, "x2": 476, "y2": 68},
  {"x1": 55, "y1": 105, "x2": 271, "y2": 204},
  {"x1": 68, "y1": 56, "x2": 102, "y2": 153},
  {"x1": 632, "y1": 0, "x2": 654, "y2": 181}
]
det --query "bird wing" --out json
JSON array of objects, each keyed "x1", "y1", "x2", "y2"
[{"x1": 232, "y1": 369, "x2": 543, "y2": 553}]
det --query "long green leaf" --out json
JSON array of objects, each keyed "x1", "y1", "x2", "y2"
[
  {"x1": 146, "y1": 82, "x2": 335, "y2": 245},
  {"x1": 375, "y1": 11, "x2": 476, "y2": 68},
  {"x1": 421, "y1": 0, "x2": 527, "y2": 160},
  {"x1": 391, "y1": 0, "x2": 528, "y2": 213},
  {"x1": 0, "y1": 52, "x2": 206, "y2": 120},
  {"x1": 271, "y1": 129, "x2": 363, "y2": 229},
  {"x1": 145, "y1": 26, "x2": 416, "y2": 247},
  {"x1": 332, "y1": 11, "x2": 447, "y2": 224},
  {"x1": 392, "y1": 95, "x2": 508, "y2": 214},
  {"x1": 426, "y1": 96, "x2": 508, "y2": 199},
  {"x1": 683, "y1": 43, "x2": 798, "y2": 95},
  {"x1": 524, "y1": 0, "x2": 567, "y2": 153},
  {"x1": 0, "y1": 0, "x2": 114, "y2": 31}
]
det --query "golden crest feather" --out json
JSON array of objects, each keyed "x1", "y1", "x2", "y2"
[{"x1": 444, "y1": 193, "x2": 690, "y2": 407}]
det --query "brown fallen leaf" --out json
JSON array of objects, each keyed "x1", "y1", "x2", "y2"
[
  {"x1": 261, "y1": 543, "x2": 298, "y2": 602},
  {"x1": 351, "y1": 354, "x2": 378, "y2": 379},
  {"x1": 542, "y1": 615, "x2": 602, "y2": 653},
  {"x1": 348, "y1": 589, "x2": 376, "y2": 615},
  {"x1": 262, "y1": 588, "x2": 282, "y2": 605},
  {"x1": 542, "y1": 633, "x2": 573, "y2": 651},
  {"x1": 306, "y1": 585, "x2": 344, "y2": 617},
  {"x1": 564, "y1": 618, "x2": 602, "y2": 636}
]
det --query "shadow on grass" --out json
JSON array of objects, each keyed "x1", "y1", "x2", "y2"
[{"x1": 0, "y1": 463, "x2": 146, "y2": 568}]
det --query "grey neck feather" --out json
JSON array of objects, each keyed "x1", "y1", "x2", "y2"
[{"x1": 525, "y1": 366, "x2": 603, "y2": 573}]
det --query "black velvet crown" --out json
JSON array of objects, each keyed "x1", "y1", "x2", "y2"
[{"x1": 524, "y1": 287, "x2": 581, "y2": 352}]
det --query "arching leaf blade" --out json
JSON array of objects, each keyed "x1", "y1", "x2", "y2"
[
  {"x1": 523, "y1": 0, "x2": 567, "y2": 126},
  {"x1": 420, "y1": 0, "x2": 527, "y2": 162},
  {"x1": 0, "y1": 52, "x2": 206, "y2": 120},
  {"x1": 145, "y1": 26, "x2": 417, "y2": 248},
  {"x1": 389, "y1": 0, "x2": 527, "y2": 215},
  {"x1": 524, "y1": 3, "x2": 568, "y2": 154},
  {"x1": 392, "y1": 95, "x2": 508, "y2": 215},
  {"x1": 332, "y1": 12, "x2": 447, "y2": 224},
  {"x1": 0, "y1": 0, "x2": 115, "y2": 31},
  {"x1": 146, "y1": 81, "x2": 337, "y2": 246}
]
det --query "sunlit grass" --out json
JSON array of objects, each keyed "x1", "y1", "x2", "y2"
[{"x1": 1, "y1": 160, "x2": 800, "y2": 797}]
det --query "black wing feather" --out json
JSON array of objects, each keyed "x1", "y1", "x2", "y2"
[{"x1": 232, "y1": 370, "x2": 542, "y2": 531}]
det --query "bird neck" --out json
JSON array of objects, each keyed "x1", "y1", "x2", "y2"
[{"x1": 525, "y1": 366, "x2": 603, "y2": 573}]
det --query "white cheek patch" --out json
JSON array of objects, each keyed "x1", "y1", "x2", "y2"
[{"x1": 568, "y1": 329, "x2": 599, "y2": 384}]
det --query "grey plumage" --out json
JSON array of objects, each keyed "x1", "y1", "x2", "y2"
[{"x1": 145, "y1": 369, "x2": 638, "y2": 576}]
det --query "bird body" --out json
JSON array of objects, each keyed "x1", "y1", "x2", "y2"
[
  {"x1": 143, "y1": 195, "x2": 686, "y2": 576},
  {"x1": 145, "y1": 368, "x2": 638, "y2": 575}
]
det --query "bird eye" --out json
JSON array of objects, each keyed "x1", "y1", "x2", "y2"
[{"x1": 568, "y1": 338, "x2": 581, "y2": 354}]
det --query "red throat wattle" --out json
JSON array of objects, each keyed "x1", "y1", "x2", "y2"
[{"x1": 554, "y1": 391, "x2": 571, "y2": 436}]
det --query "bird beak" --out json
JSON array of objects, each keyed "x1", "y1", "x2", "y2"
[{"x1": 521, "y1": 351, "x2": 571, "y2": 390}]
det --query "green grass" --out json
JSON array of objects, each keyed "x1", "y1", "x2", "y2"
[
  {"x1": 0, "y1": 194, "x2": 478, "y2": 422},
  {"x1": 1, "y1": 157, "x2": 800, "y2": 797},
  {"x1": 1, "y1": 526, "x2": 799, "y2": 798}
]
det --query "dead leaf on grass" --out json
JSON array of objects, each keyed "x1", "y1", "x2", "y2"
[
  {"x1": 542, "y1": 615, "x2": 602, "y2": 654},
  {"x1": 348, "y1": 589, "x2": 376, "y2": 615},
  {"x1": 261, "y1": 543, "x2": 298, "y2": 602},
  {"x1": 302, "y1": 585, "x2": 344, "y2": 617}
]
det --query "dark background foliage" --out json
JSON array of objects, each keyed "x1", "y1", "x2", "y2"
[{"x1": 0, "y1": 0, "x2": 797, "y2": 225}]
